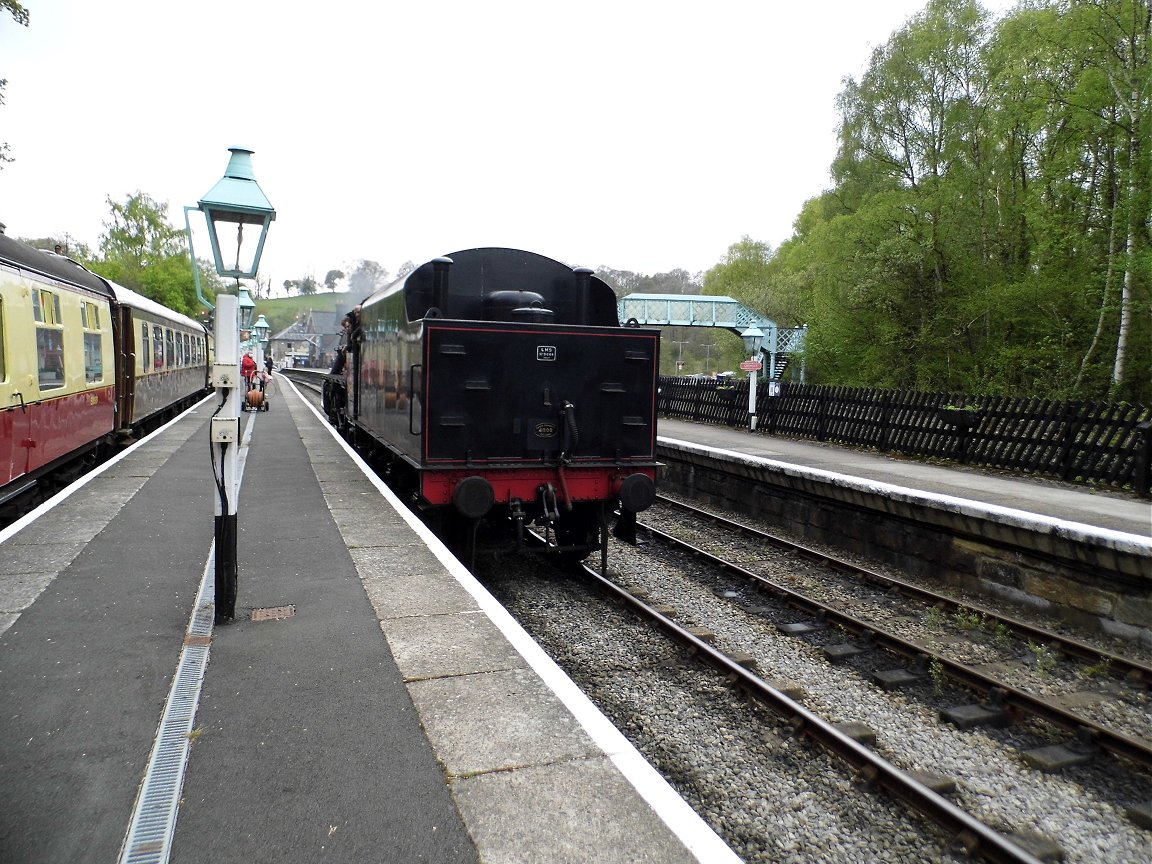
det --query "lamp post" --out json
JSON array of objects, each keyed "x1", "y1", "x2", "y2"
[
  {"x1": 238, "y1": 285, "x2": 256, "y2": 330},
  {"x1": 253, "y1": 314, "x2": 270, "y2": 368},
  {"x1": 184, "y1": 146, "x2": 276, "y2": 624},
  {"x1": 741, "y1": 325, "x2": 765, "y2": 432}
]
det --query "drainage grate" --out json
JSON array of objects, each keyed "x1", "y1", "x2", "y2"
[
  {"x1": 118, "y1": 557, "x2": 216, "y2": 864},
  {"x1": 250, "y1": 605, "x2": 295, "y2": 622}
]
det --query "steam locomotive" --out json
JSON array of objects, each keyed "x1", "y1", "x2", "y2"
[
  {"x1": 322, "y1": 247, "x2": 660, "y2": 567},
  {"x1": 0, "y1": 233, "x2": 210, "y2": 522}
]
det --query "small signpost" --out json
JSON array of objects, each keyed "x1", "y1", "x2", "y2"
[{"x1": 739, "y1": 360, "x2": 762, "y2": 372}]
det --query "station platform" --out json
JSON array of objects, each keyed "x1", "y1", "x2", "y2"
[
  {"x1": 0, "y1": 380, "x2": 738, "y2": 864},
  {"x1": 657, "y1": 418, "x2": 1151, "y2": 541}
]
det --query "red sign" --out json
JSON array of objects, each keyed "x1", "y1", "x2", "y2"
[{"x1": 739, "y1": 360, "x2": 762, "y2": 372}]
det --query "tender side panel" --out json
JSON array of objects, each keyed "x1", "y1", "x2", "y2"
[{"x1": 353, "y1": 288, "x2": 422, "y2": 463}]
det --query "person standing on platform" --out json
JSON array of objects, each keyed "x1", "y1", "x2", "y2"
[{"x1": 241, "y1": 350, "x2": 258, "y2": 390}]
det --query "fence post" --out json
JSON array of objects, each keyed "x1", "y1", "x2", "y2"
[
  {"x1": 1135, "y1": 419, "x2": 1152, "y2": 498},
  {"x1": 880, "y1": 391, "x2": 891, "y2": 452},
  {"x1": 1058, "y1": 402, "x2": 1082, "y2": 482}
]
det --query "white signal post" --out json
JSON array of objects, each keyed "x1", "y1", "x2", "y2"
[
  {"x1": 209, "y1": 295, "x2": 242, "y2": 620},
  {"x1": 741, "y1": 326, "x2": 765, "y2": 432}
]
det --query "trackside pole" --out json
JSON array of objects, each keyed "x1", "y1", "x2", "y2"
[
  {"x1": 209, "y1": 295, "x2": 241, "y2": 623},
  {"x1": 748, "y1": 363, "x2": 759, "y2": 432}
]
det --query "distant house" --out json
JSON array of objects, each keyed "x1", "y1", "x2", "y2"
[
  {"x1": 269, "y1": 321, "x2": 312, "y2": 368},
  {"x1": 268, "y1": 307, "x2": 353, "y2": 369}
]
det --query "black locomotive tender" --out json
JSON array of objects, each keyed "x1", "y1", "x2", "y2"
[{"x1": 322, "y1": 247, "x2": 660, "y2": 566}]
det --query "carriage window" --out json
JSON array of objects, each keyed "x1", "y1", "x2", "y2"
[
  {"x1": 184, "y1": 333, "x2": 191, "y2": 366},
  {"x1": 38, "y1": 327, "x2": 65, "y2": 389},
  {"x1": 84, "y1": 333, "x2": 103, "y2": 382},
  {"x1": 141, "y1": 323, "x2": 149, "y2": 373},
  {"x1": 80, "y1": 302, "x2": 100, "y2": 330},
  {"x1": 32, "y1": 289, "x2": 62, "y2": 325},
  {"x1": 81, "y1": 302, "x2": 103, "y2": 383},
  {"x1": 0, "y1": 298, "x2": 5, "y2": 382},
  {"x1": 165, "y1": 329, "x2": 175, "y2": 367},
  {"x1": 153, "y1": 324, "x2": 164, "y2": 369}
]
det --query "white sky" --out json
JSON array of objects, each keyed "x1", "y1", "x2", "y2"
[{"x1": 1, "y1": 0, "x2": 1012, "y2": 294}]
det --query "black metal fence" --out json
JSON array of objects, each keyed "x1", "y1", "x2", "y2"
[{"x1": 658, "y1": 377, "x2": 1152, "y2": 497}]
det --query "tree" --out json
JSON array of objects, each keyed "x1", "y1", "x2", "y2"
[
  {"x1": 282, "y1": 276, "x2": 318, "y2": 296},
  {"x1": 347, "y1": 259, "x2": 389, "y2": 296},
  {"x1": 762, "y1": 0, "x2": 1150, "y2": 402},
  {"x1": 87, "y1": 192, "x2": 205, "y2": 316},
  {"x1": 0, "y1": 0, "x2": 29, "y2": 171},
  {"x1": 324, "y1": 269, "x2": 345, "y2": 292},
  {"x1": 99, "y1": 192, "x2": 187, "y2": 267},
  {"x1": 1, "y1": 1, "x2": 28, "y2": 25}
]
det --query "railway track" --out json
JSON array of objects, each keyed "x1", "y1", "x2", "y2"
[
  {"x1": 639, "y1": 496, "x2": 1152, "y2": 771},
  {"x1": 479, "y1": 529, "x2": 1150, "y2": 863},
  {"x1": 579, "y1": 560, "x2": 1050, "y2": 864},
  {"x1": 518, "y1": 526, "x2": 1149, "y2": 861}
]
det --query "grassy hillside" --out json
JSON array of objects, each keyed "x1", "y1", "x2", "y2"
[{"x1": 254, "y1": 291, "x2": 360, "y2": 336}]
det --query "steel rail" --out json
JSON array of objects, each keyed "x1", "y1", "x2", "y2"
[
  {"x1": 638, "y1": 518, "x2": 1152, "y2": 771},
  {"x1": 582, "y1": 562, "x2": 1048, "y2": 864},
  {"x1": 655, "y1": 495, "x2": 1152, "y2": 687}
]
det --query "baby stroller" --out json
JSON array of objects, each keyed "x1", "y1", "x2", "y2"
[{"x1": 244, "y1": 370, "x2": 271, "y2": 412}]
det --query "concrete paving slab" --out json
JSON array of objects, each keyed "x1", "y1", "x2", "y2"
[
  {"x1": 329, "y1": 508, "x2": 416, "y2": 545},
  {"x1": 452, "y1": 757, "x2": 700, "y2": 864},
  {"x1": 0, "y1": 542, "x2": 86, "y2": 573},
  {"x1": 410, "y1": 666, "x2": 603, "y2": 776},
  {"x1": 0, "y1": 572, "x2": 55, "y2": 609},
  {"x1": 355, "y1": 549, "x2": 479, "y2": 618},
  {"x1": 385, "y1": 610, "x2": 525, "y2": 679}
]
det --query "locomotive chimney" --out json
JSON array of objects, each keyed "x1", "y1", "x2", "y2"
[
  {"x1": 574, "y1": 267, "x2": 593, "y2": 324},
  {"x1": 431, "y1": 256, "x2": 453, "y2": 316}
]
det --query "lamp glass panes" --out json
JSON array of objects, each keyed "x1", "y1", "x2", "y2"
[
  {"x1": 742, "y1": 326, "x2": 765, "y2": 356},
  {"x1": 198, "y1": 147, "x2": 276, "y2": 280}
]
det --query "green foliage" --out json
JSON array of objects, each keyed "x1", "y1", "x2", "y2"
[
  {"x1": 252, "y1": 291, "x2": 352, "y2": 338},
  {"x1": 703, "y1": 237, "x2": 774, "y2": 309},
  {"x1": 1028, "y1": 641, "x2": 1059, "y2": 677},
  {"x1": 1, "y1": 1, "x2": 29, "y2": 26},
  {"x1": 85, "y1": 192, "x2": 207, "y2": 317},
  {"x1": 761, "y1": 0, "x2": 1150, "y2": 403}
]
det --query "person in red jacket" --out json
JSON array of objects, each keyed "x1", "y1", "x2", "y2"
[{"x1": 241, "y1": 351, "x2": 258, "y2": 390}]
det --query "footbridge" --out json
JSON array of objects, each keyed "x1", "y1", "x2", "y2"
[{"x1": 617, "y1": 294, "x2": 806, "y2": 381}]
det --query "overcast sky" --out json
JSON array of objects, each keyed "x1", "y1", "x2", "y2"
[{"x1": 2, "y1": 0, "x2": 1013, "y2": 294}]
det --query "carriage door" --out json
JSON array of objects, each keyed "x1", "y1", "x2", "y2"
[{"x1": 114, "y1": 307, "x2": 136, "y2": 432}]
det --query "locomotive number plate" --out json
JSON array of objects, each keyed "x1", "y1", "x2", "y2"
[{"x1": 536, "y1": 346, "x2": 556, "y2": 361}]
